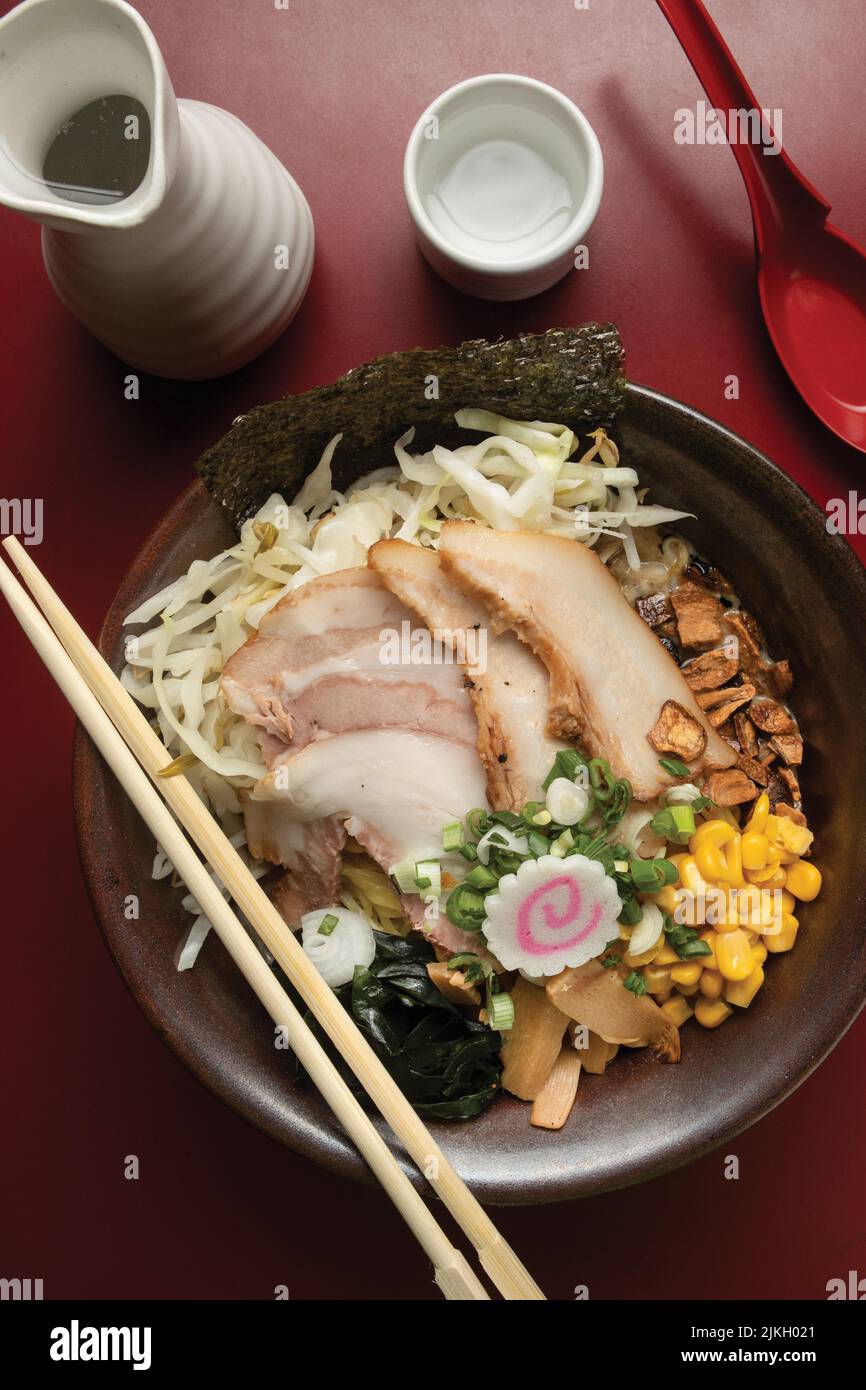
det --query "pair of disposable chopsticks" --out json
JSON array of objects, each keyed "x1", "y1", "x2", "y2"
[{"x1": 0, "y1": 536, "x2": 544, "y2": 1302}]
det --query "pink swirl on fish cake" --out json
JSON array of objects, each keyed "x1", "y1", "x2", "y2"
[{"x1": 516, "y1": 875, "x2": 604, "y2": 958}]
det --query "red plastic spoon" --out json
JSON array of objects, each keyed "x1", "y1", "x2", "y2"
[{"x1": 657, "y1": 0, "x2": 866, "y2": 451}]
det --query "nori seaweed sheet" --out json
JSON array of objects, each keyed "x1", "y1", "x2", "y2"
[{"x1": 197, "y1": 323, "x2": 626, "y2": 531}]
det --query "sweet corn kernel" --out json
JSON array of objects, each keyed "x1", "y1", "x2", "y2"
[
  {"x1": 780, "y1": 890, "x2": 796, "y2": 915},
  {"x1": 725, "y1": 834, "x2": 745, "y2": 887},
  {"x1": 751, "y1": 940, "x2": 768, "y2": 964},
  {"x1": 679, "y1": 855, "x2": 709, "y2": 895},
  {"x1": 700, "y1": 968, "x2": 724, "y2": 999},
  {"x1": 745, "y1": 793, "x2": 770, "y2": 835},
  {"x1": 690, "y1": 820, "x2": 737, "y2": 852},
  {"x1": 715, "y1": 928, "x2": 756, "y2": 981},
  {"x1": 670, "y1": 960, "x2": 703, "y2": 987},
  {"x1": 745, "y1": 862, "x2": 783, "y2": 885},
  {"x1": 655, "y1": 942, "x2": 680, "y2": 965},
  {"x1": 699, "y1": 930, "x2": 718, "y2": 969},
  {"x1": 726, "y1": 965, "x2": 765, "y2": 1008},
  {"x1": 785, "y1": 860, "x2": 822, "y2": 902},
  {"x1": 661, "y1": 994, "x2": 693, "y2": 1026},
  {"x1": 653, "y1": 886, "x2": 680, "y2": 915},
  {"x1": 737, "y1": 885, "x2": 778, "y2": 932},
  {"x1": 776, "y1": 818, "x2": 814, "y2": 857},
  {"x1": 765, "y1": 918, "x2": 799, "y2": 952},
  {"x1": 708, "y1": 886, "x2": 740, "y2": 932},
  {"x1": 624, "y1": 940, "x2": 663, "y2": 968},
  {"x1": 741, "y1": 831, "x2": 769, "y2": 871},
  {"x1": 695, "y1": 841, "x2": 730, "y2": 884},
  {"x1": 643, "y1": 963, "x2": 673, "y2": 994},
  {"x1": 655, "y1": 986, "x2": 673, "y2": 1003},
  {"x1": 695, "y1": 996, "x2": 733, "y2": 1028},
  {"x1": 674, "y1": 981, "x2": 700, "y2": 997}
]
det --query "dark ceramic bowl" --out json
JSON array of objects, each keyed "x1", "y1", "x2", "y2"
[{"x1": 73, "y1": 384, "x2": 866, "y2": 1205}]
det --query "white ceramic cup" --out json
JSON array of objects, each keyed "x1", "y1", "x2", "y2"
[{"x1": 404, "y1": 73, "x2": 603, "y2": 301}]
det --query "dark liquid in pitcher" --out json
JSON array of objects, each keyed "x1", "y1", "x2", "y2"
[{"x1": 43, "y1": 95, "x2": 151, "y2": 205}]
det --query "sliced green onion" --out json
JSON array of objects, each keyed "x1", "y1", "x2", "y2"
[
  {"x1": 650, "y1": 804, "x2": 696, "y2": 844},
  {"x1": 442, "y1": 820, "x2": 465, "y2": 853},
  {"x1": 414, "y1": 859, "x2": 441, "y2": 896},
  {"x1": 489, "y1": 810, "x2": 524, "y2": 830},
  {"x1": 487, "y1": 991, "x2": 515, "y2": 1031},
  {"x1": 390, "y1": 859, "x2": 420, "y2": 894},
  {"x1": 629, "y1": 857, "x2": 672, "y2": 893},
  {"x1": 491, "y1": 850, "x2": 527, "y2": 876},
  {"x1": 466, "y1": 808, "x2": 490, "y2": 838},
  {"x1": 623, "y1": 971, "x2": 648, "y2": 996},
  {"x1": 446, "y1": 952, "x2": 489, "y2": 984},
  {"x1": 445, "y1": 884, "x2": 487, "y2": 933},
  {"x1": 527, "y1": 829, "x2": 552, "y2": 858},
  {"x1": 600, "y1": 954, "x2": 621, "y2": 969},
  {"x1": 618, "y1": 896, "x2": 643, "y2": 926},
  {"x1": 614, "y1": 859, "x2": 630, "y2": 874},
  {"x1": 549, "y1": 828, "x2": 575, "y2": 859},
  {"x1": 677, "y1": 938, "x2": 713, "y2": 960},
  {"x1": 532, "y1": 810, "x2": 553, "y2": 826},
  {"x1": 542, "y1": 749, "x2": 587, "y2": 791},
  {"x1": 317, "y1": 913, "x2": 339, "y2": 937},
  {"x1": 659, "y1": 756, "x2": 692, "y2": 778},
  {"x1": 603, "y1": 778, "x2": 632, "y2": 828},
  {"x1": 589, "y1": 757, "x2": 616, "y2": 801},
  {"x1": 463, "y1": 864, "x2": 498, "y2": 891},
  {"x1": 458, "y1": 842, "x2": 479, "y2": 863}
]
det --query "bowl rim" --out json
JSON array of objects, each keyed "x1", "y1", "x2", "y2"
[
  {"x1": 72, "y1": 381, "x2": 866, "y2": 1204},
  {"x1": 403, "y1": 72, "x2": 604, "y2": 277}
]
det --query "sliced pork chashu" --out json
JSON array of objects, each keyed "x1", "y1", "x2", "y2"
[
  {"x1": 240, "y1": 794, "x2": 347, "y2": 926},
  {"x1": 222, "y1": 567, "x2": 477, "y2": 755},
  {"x1": 249, "y1": 728, "x2": 491, "y2": 955},
  {"x1": 439, "y1": 522, "x2": 735, "y2": 801},
  {"x1": 251, "y1": 728, "x2": 487, "y2": 867},
  {"x1": 369, "y1": 539, "x2": 561, "y2": 811}
]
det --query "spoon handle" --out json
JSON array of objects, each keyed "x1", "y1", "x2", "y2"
[{"x1": 656, "y1": 0, "x2": 830, "y2": 244}]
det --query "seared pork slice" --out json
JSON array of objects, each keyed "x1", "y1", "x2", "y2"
[
  {"x1": 369, "y1": 539, "x2": 561, "y2": 810},
  {"x1": 250, "y1": 728, "x2": 491, "y2": 953},
  {"x1": 439, "y1": 523, "x2": 735, "y2": 801},
  {"x1": 240, "y1": 793, "x2": 347, "y2": 927},
  {"x1": 399, "y1": 890, "x2": 499, "y2": 961},
  {"x1": 251, "y1": 728, "x2": 487, "y2": 865},
  {"x1": 222, "y1": 567, "x2": 477, "y2": 752}
]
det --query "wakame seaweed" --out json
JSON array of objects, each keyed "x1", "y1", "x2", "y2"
[
  {"x1": 197, "y1": 324, "x2": 626, "y2": 530},
  {"x1": 286, "y1": 931, "x2": 503, "y2": 1121}
]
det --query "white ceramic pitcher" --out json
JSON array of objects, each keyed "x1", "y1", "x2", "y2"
[{"x1": 0, "y1": 0, "x2": 315, "y2": 379}]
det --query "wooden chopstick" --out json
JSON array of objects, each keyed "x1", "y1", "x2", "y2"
[
  {"x1": 3, "y1": 537, "x2": 544, "y2": 1302},
  {"x1": 0, "y1": 552, "x2": 489, "y2": 1302}
]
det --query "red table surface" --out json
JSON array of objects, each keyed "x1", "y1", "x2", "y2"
[{"x1": 1, "y1": 0, "x2": 865, "y2": 1303}]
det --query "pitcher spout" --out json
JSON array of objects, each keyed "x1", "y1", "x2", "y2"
[{"x1": 0, "y1": 0, "x2": 179, "y2": 230}]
